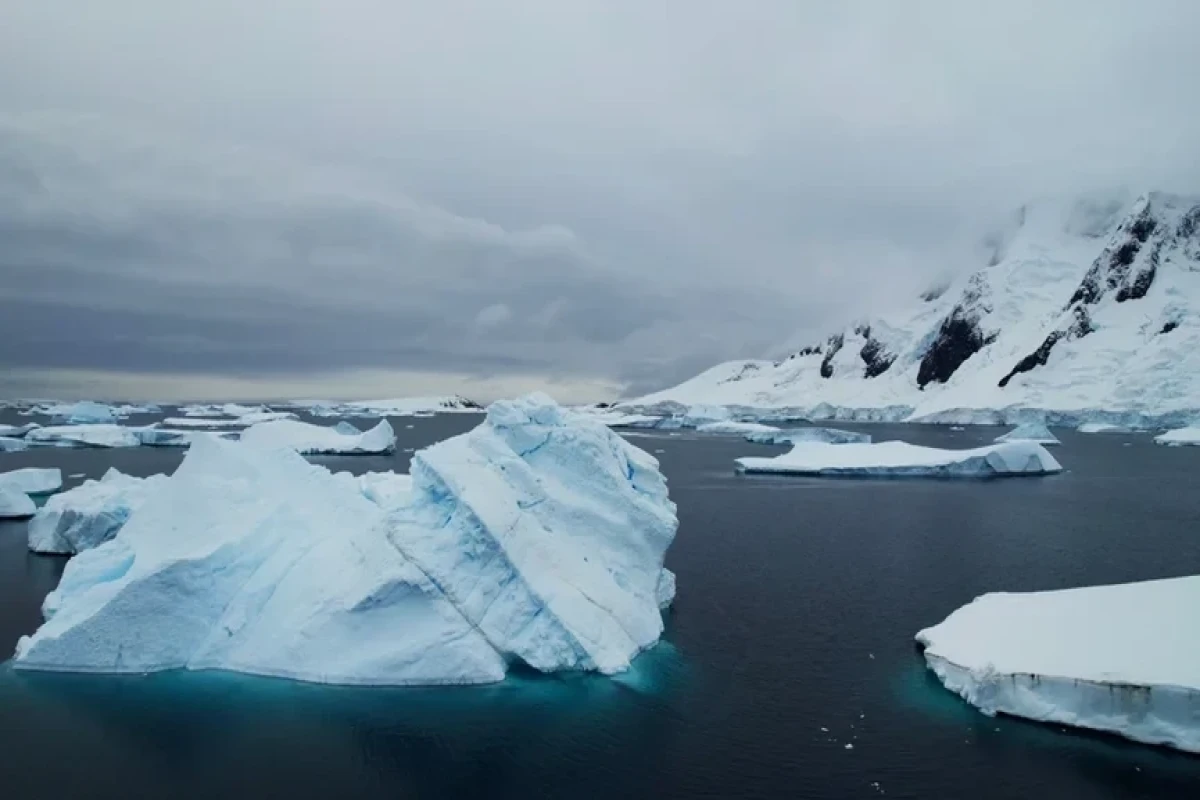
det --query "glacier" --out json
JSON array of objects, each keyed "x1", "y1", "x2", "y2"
[
  {"x1": 621, "y1": 192, "x2": 1200, "y2": 427},
  {"x1": 240, "y1": 419, "x2": 396, "y2": 455},
  {"x1": 25, "y1": 424, "x2": 142, "y2": 448},
  {"x1": 994, "y1": 422, "x2": 1061, "y2": 446},
  {"x1": 13, "y1": 394, "x2": 678, "y2": 685},
  {"x1": 0, "y1": 467, "x2": 63, "y2": 496},
  {"x1": 736, "y1": 441, "x2": 1062, "y2": 478},
  {"x1": 917, "y1": 576, "x2": 1200, "y2": 753},
  {"x1": 1155, "y1": 426, "x2": 1200, "y2": 446},
  {"x1": 28, "y1": 470, "x2": 166, "y2": 555},
  {"x1": 744, "y1": 427, "x2": 872, "y2": 445}
]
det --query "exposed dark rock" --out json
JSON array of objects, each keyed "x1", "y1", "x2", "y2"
[
  {"x1": 1130, "y1": 215, "x2": 1157, "y2": 242},
  {"x1": 1160, "y1": 320, "x2": 1179, "y2": 335},
  {"x1": 1179, "y1": 206, "x2": 1200, "y2": 240},
  {"x1": 820, "y1": 334, "x2": 844, "y2": 379},
  {"x1": 794, "y1": 345, "x2": 822, "y2": 358},
  {"x1": 860, "y1": 338, "x2": 895, "y2": 379},
  {"x1": 917, "y1": 315, "x2": 993, "y2": 388},
  {"x1": 999, "y1": 306, "x2": 1093, "y2": 388}
]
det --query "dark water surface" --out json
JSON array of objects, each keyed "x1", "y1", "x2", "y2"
[{"x1": 1, "y1": 412, "x2": 1199, "y2": 799}]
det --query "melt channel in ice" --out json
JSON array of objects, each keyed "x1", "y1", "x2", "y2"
[{"x1": 13, "y1": 393, "x2": 679, "y2": 686}]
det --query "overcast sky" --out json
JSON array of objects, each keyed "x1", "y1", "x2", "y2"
[{"x1": 2, "y1": 1, "x2": 1198, "y2": 402}]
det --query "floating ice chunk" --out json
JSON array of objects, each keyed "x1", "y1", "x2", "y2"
[
  {"x1": 0, "y1": 468, "x2": 63, "y2": 495},
  {"x1": 0, "y1": 437, "x2": 28, "y2": 452},
  {"x1": 1155, "y1": 427, "x2": 1200, "y2": 446},
  {"x1": 42, "y1": 402, "x2": 117, "y2": 425},
  {"x1": 745, "y1": 427, "x2": 872, "y2": 445},
  {"x1": 28, "y1": 469, "x2": 166, "y2": 554},
  {"x1": 736, "y1": 441, "x2": 1062, "y2": 478},
  {"x1": 241, "y1": 419, "x2": 396, "y2": 455},
  {"x1": 25, "y1": 425, "x2": 142, "y2": 448},
  {"x1": 334, "y1": 421, "x2": 362, "y2": 435},
  {"x1": 656, "y1": 568, "x2": 677, "y2": 610},
  {"x1": 917, "y1": 576, "x2": 1200, "y2": 753},
  {"x1": 1077, "y1": 422, "x2": 1132, "y2": 434},
  {"x1": 695, "y1": 421, "x2": 781, "y2": 436},
  {"x1": 0, "y1": 485, "x2": 35, "y2": 519},
  {"x1": 13, "y1": 393, "x2": 678, "y2": 686},
  {"x1": 994, "y1": 422, "x2": 1061, "y2": 446},
  {"x1": 0, "y1": 422, "x2": 39, "y2": 438}
]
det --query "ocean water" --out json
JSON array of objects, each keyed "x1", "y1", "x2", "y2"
[{"x1": 1, "y1": 412, "x2": 1199, "y2": 799}]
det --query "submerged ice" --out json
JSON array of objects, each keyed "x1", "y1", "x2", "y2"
[{"x1": 13, "y1": 394, "x2": 678, "y2": 686}]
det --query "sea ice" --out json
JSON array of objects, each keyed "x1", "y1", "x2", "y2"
[
  {"x1": 1154, "y1": 427, "x2": 1200, "y2": 446},
  {"x1": 744, "y1": 427, "x2": 872, "y2": 445},
  {"x1": 994, "y1": 422, "x2": 1061, "y2": 446},
  {"x1": 240, "y1": 419, "x2": 396, "y2": 455},
  {"x1": 25, "y1": 425, "x2": 142, "y2": 449},
  {"x1": 28, "y1": 470, "x2": 166, "y2": 554},
  {"x1": 917, "y1": 576, "x2": 1200, "y2": 753},
  {"x1": 0, "y1": 486, "x2": 35, "y2": 519},
  {"x1": 13, "y1": 393, "x2": 678, "y2": 686},
  {"x1": 0, "y1": 468, "x2": 63, "y2": 495},
  {"x1": 735, "y1": 441, "x2": 1062, "y2": 478}
]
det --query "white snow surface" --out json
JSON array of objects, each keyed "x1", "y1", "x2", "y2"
[
  {"x1": 0, "y1": 467, "x2": 63, "y2": 495},
  {"x1": 994, "y1": 422, "x2": 1061, "y2": 445},
  {"x1": 736, "y1": 441, "x2": 1062, "y2": 478},
  {"x1": 14, "y1": 394, "x2": 678, "y2": 685},
  {"x1": 25, "y1": 424, "x2": 142, "y2": 449},
  {"x1": 0, "y1": 486, "x2": 36, "y2": 519},
  {"x1": 28, "y1": 470, "x2": 166, "y2": 555},
  {"x1": 240, "y1": 419, "x2": 396, "y2": 455},
  {"x1": 1155, "y1": 427, "x2": 1200, "y2": 446},
  {"x1": 745, "y1": 427, "x2": 872, "y2": 445},
  {"x1": 0, "y1": 437, "x2": 29, "y2": 452},
  {"x1": 623, "y1": 193, "x2": 1200, "y2": 427},
  {"x1": 917, "y1": 576, "x2": 1200, "y2": 753}
]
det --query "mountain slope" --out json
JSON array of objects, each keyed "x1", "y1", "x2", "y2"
[{"x1": 623, "y1": 192, "x2": 1200, "y2": 426}]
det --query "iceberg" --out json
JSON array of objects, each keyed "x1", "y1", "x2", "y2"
[
  {"x1": 0, "y1": 437, "x2": 29, "y2": 452},
  {"x1": 1155, "y1": 427, "x2": 1200, "y2": 446},
  {"x1": 240, "y1": 419, "x2": 396, "y2": 455},
  {"x1": 25, "y1": 424, "x2": 142, "y2": 448},
  {"x1": 694, "y1": 421, "x2": 781, "y2": 436},
  {"x1": 994, "y1": 422, "x2": 1061, "y2": 446},
  {"x1": 42, "y1": 401, "x2": 118, "y2": 425},
  {"x1": 0, "y1": 485, "x2": 36, "y2": 519},
  {"x1": 1077, "y1": 422, "x2": 1132, "y2": 434},
  {"x1": 355, "y1": 471, "x2": 413, "y2": 506},
  {"x1": 744, "y1": 427, "x2": 872, "y2": 445},
  {"x1": 28, "y1": 470, "x2": 166, "y2": 555},
  {"x1": 133, "y1": 428, "x2": 216, "y2": 448},
  {"x1": 0, "y1": 467, "x2": 63, "y2": 495},
  {"x1": 161, "y1": 412, "x2": 295, "y2": 428},
  {"x1": 13, "y1": 393, "x2": 677, "y2": 686},
  {"x1": 736, "y1": 441, "x2": 1062, "y2": 478},
  {"x1": 0, "y1": 422, "x2": 39, "y2": 437},
  {"x1": 309, "y1": 396, "x2": 484, "y2": 418},
  {"x1": 917, "y1": 576, "x2": 1200, "y2": 753}
]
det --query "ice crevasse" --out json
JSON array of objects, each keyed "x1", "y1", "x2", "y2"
[{"x1": 14, "y1": 394, "x2": 679, "y2": 686}]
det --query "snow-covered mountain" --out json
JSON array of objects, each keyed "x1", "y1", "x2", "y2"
[{"x1": 623, "y1": 192, "x2": 1200, "y2": 426}]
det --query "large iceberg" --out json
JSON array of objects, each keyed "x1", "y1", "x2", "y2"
[
  {"x1": 1155, "y1": 427, "x2": 1200, "y2": 446},
  {"x1": 994, "y1": 422, "x2": 1061, "y2": 446},
  {"x1": 0, "y1": 467, "x2": 63, "y2": 495},
  {"x1": 42, "y1": 401, "x2": 118, "y2": 425},
  {"x1": 240, "y1": 419, "x2": 396, "y2": 455},
  {"x1": 14, "y1": 394, "x2": 678, "y2": 685},
  {"x1": 28, "y1": 470, "x2": 166, "y2": 555},
  {"x1": 917, "y1": 576, "x2": 1200, "y2": 753},
  {"x1": 744, "y1": 426, "x2": 871, "y2": 445},
  {"x1": 308, "y1": 396, "x2": 484, "y2": 418},
  {"x1": 25, "y1": 425, "x2": 142, "y2": 448},
  {"x1": 0, "y1": 485, "x2": 36, "y2": 519},
  {"x1": 736, "y1": 441, "x2": 1062, "y2": 478}
]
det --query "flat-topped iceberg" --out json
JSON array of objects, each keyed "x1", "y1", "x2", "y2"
[
  {"x1": 744, "y1": 427, "x2": 871, "y2": 445},
  {"x1": 1077, "y1": 422, "x2": 1132, "y2": 434},
  {"x1": 0, "y1": 468, "x2": 63, "y2": 496},
  {"x1": 241, "y1": 419, "x2": 396, "y2": 455},
  {"x1": 736, "y1": 441, "x2": 1062, "y2": 478},
  {"x1": 994, "y1": 422, "x2": 1061, "y2": 446},
  {"x1": 27, "y1": 470, "x2": 166, "y2": 555},
  {"x1": 1155, "y1": 427, "x2": 1200, "y2": 446},
  {"x1": 14, "y1": 394, "x2": 678, "y2": 685},
  {"x1": 162, "y1": 411, "x2": 296, "y2": 428},
  {"x1": 134, "y1": 428, "x2": 234, "y2": 448},
  {"x1": 695, "y1": 421, "x2": 780, "y2": 436},
  {"x1": 41, "y1": 401, "x2": 118, "y2": 425},
  {"x1": 308, "y1": 395, "x2": 483, "y2": 418},
  {"x1": 26, "y1": 425, "x2": 142, "y2": 449},
  {"x1": 917, "y1": 576, "x2": 1200, "y2": 753}
]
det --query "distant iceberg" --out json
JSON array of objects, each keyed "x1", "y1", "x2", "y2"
[
  {"x1": 0, "y1": 422, "x2": 39, "y2": 438},
  {"x1": 26, "y1": 425, "x2": 142, "y2": 449},
  {"x1": 1077, "y1": 422, "x2": 1132, "y2": 434},
  {"x1": 994, "y1": 422, "x2": 1061, "y2": 446},
  {"x1": 353, "y1": 471, "x2": 413, "y2": 506},
  {"x1": 744, "y1": 427, "x2": 871, "y2": 445},
  {"x1": 694, "y1": 421, "x2": 780, "y2": 436},
  {"x1": 240, "y1": 419, "x2": 396, "y2": 455},
  {"x1": 28, "y1": 470, "x2": 166, "y2": 555},
  {"x1": 13, "y1": 394, "x2": 678, "y2": 686},
  {"x1": 0, "y1": 468, "x2": 63, "y2": 496},
  {"x1": 917, "y1": 576, "x2": 1200, "y2": 753},
  {"x1": 1155, "y1": 427, "x2": 1200, "y2": 446},
  {"x1": 0, "y1": 486, "x2": 35, "y2": 519},
  {"x1": 41, "y1": 401, "x2": 118, "y2": 425},
  {"x1": 307, "y1": 396, "x2": 483, "y2": 418},
  {"x1": 736, "y1": 441, "x2": 1061, "y2": 478},
  {"x1": 0, "y1": 437, "x2": 28, "y2": 452}
]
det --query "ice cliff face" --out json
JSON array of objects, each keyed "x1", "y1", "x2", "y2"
[{"x1": 625, "y1": 192, "x2": 1200, "y2": 426}]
